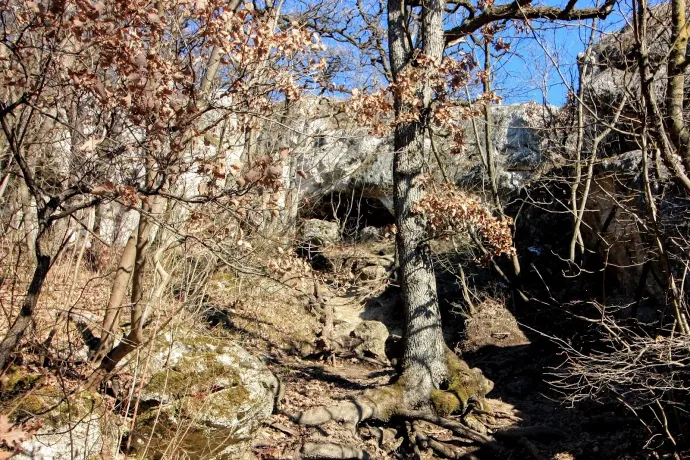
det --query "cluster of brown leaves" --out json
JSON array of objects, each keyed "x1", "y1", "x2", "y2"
[
  {"x1": 349, "y1": 88, "x2": 392, "y2": 136},
  {"x1": 345, "y1": 53, "x2": 486, "y2": 154},
  {"x1": 235, "y1": 155, "x2": 284, "y2": 192},
  {"x1": 1, "y1": 0, "x2": 326, "y2": 198},
  {"x1": 266, "y1": 248, "x2": 312, "y2": 278},
  {"x1": 90, "y1": 181, "x2": 141, "y2": 206},
  {"x1": 414, "y1": 179, "x2": 514, "y2": 258},
  {"x1": 0, "y1": 414, "x2": 40, "y2": 459}
]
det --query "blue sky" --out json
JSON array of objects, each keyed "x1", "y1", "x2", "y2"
[
  {"x1": 493, "y1": 3, "x2": 631, "y2": 105},
  {"x1": 285, "y1": 0, "x2": 636, "y2": 107}
]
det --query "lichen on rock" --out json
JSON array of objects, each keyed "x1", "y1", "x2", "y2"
[{"x1": 127, "y1": 328, "x2": 278, "y2": 459}]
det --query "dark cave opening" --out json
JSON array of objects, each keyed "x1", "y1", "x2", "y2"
[{"x1": 300, "y1": 189, "x2": 395, "y2": 240}]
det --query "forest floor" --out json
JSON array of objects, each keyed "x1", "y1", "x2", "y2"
[{"x1": 221, "y1": 258, "x2": 649, "y2": 460}]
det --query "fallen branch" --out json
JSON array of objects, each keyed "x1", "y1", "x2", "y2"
[
  {"x1": 473, "y1": 408, "x2": 522, "y2": 422},
  {"x1": 267, "y1": 422, "x2": 298, "y2": 437}
]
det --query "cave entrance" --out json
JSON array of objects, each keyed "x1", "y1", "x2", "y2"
[{"x1": 301, "y1": 189, "x2": 395, "y2": 241}]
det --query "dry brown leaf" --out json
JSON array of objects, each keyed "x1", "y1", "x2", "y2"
[{"x1": 0, "y1": 414, "x2": 33, "y2": 447}]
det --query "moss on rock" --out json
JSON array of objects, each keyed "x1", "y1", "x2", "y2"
[
  {"x1": 1, "y1": 366, "x2": 41, "y2": 394},
  {"x1": 431, "y1": 389, "x2": 461, "y2": 417},
  {"x1": 440, "y1": 348, "x2": 494, "y2": 415},
  {"x1": 128, "y1": 328, "x2": 277, "y2": 459}
]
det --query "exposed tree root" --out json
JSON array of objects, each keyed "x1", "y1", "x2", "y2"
[
  {"x1": 300, "y1": 442, "x2": 370, "y2": 459},
  {"x1": 396, "y1": 410, "x2": 497, "y2": 447},
  {"x1": 405, "y1": 421, "x2": 423, "y2": 459},
  {"x1": 292, "y1": 347, "x2": 519, "y2": 458},
  {"x1": 473, "y1": 407, "x2": 522, "y2": 422},
  {"x1": 294, "y1": 388, "x2": 510, "y2": 459},
  {"x1": 293, "y1": 385, "x2": 402, "y2": 426},
  {"x1": 414, "y1": 430, "x2": 465, "y2": 459}
]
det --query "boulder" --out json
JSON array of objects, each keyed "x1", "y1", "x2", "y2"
[
  {"x1": 359, "y1": 226, "x2": 381, "y2": 242},
  {"x1": 349, "y1": 321, "x2": 389, "y2": 360},
  {"x1": 126, "y1": 330, "x2": 279, "y2": 460},
  {"x1": 16, "y1": 391, "x2": 122, "y2": 460},
  {"x1": 299, "y1": 219, "x2": 340, "y2": 248},
  {"x1": 358, "y1": 265, "x2": 388, "y2": 281},
  {"x1": 459, "y1": 300, "x2": 530, "y2": 354}
]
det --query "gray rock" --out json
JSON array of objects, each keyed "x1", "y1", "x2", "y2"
[
  {"x1": 17, "y1": 393, "x2": 122, "y2": 460},
  {"x1": 349, "y1": 321, "x2": 389, "y2": 360},
  {"x1": 128, "y1": 330, "x2": 279, "y2": 459},
  {"x1": 359, "y1": 226, "x2": 381, "y2": 242},
  {"x1": 286, "y1": 98, "x2": 547, "y2": 209},
  {"x1": 359, "y1": 265, "x2": 387, "y2": 281},
  {"x1": 300, "y1": 219, "x2": 340, "y2": 247}
]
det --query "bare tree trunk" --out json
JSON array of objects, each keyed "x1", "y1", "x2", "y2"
[
  {"x1": 634, "y1": 0, "x2": 690, "y2": 194},
  {"x1": 244, "y1": 123, "x2": 258, "y2": 165},
  {"x1": 482, "y1": 42, "x2": 501, "y2": 214},
  {"x1": 665, "y1": 0, "x2": 690, "y2": 171},
  {"x1": 568, "y1": 24, "x2": 598, "y2": 262},
  {"x1": 0, "y1": 226, "x2": 52, "y2": 369},
  {"x1": 0, "y1": 152, "x2": 12, "y2": 201},
  {"x1": 89, "y1": 233, "x2": 137, "y2": 366},
  {"x1": 388, "y1": 0, "x2": 448, "y2": 405},
  {"x1": 634, "y1": 0, "x2": 690, "y2": 335},
  {"x1": 569, "y1": 96, "x2": 628, "y2": 265},
  {"x1": 89, "y1": 198, "x2": 156, "y2": 384},
  {"x1": 87, "y1": 188, "x2": 167, "y2": 387}
]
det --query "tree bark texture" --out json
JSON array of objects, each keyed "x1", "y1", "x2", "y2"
[
  {"x1": 0, "y1": 226, "x2": 51, "y2": 369},
  {"x1": 665, "y1": 0, "x2": 690, "y2": 171},
  {"x1": 388, "y1": 0, "x2": 448, "y2": 405},
  {"x1": 90, "y1": 233, "x2": 137, "y2": 366}
]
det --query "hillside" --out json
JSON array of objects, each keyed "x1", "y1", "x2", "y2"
[{"x1": 0, "y1": 0, "x2": 689, "y2": 459}]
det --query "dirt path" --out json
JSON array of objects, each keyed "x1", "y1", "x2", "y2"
[{"x1": 248, "y1": 281, "x2": 646, "y2": 459}]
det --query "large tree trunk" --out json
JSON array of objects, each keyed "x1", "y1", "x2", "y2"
[
  {"x1": 666, "y1": 0, "x2": 690, "y2": 172},
  {"x1": 388, "y1": 0, "x2": 448, "y2": 405}
]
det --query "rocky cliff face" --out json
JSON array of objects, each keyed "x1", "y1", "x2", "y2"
[{"x1": 289, "y1": 100, "x2": 551, "y2": 214}]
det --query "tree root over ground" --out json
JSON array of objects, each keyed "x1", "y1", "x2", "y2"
[
  {"x1": 301, "y1": 442, "x2": 370, "y2": 459},
  {"x1": 292, "y1": 384, "x2": 567, "y2": 459},
  {"x1": 292, "y1": 384, "x2": 489, "y2": 458}
]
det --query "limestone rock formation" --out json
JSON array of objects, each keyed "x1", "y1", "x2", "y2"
[
  {"x1": 128, "y1": 330, "x2": 279, "y2": 459},
  {"x1": 15, "y1": 330, "x2": 278, "y2": 460},
  {"x1": 16, "y1": 391, "x2": 121, "y2": 460},
  {"x1": 349, "y1": 321, "x2": 390, "y2": 361},
  {"x1": 289, "y1": 99, "x2": 549, "y2": 216},
  {"x1": 299, "y1": 218, "x2": 341, "y2": 247}
]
